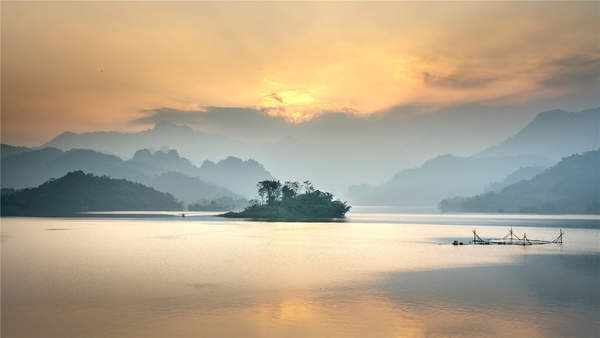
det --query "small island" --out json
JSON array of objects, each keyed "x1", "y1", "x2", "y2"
[{"x1": 221, "y1": 180, "x2": 350, "y2": 220}]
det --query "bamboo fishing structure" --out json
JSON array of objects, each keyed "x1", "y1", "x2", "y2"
[{"x1": 469, "y1": 227, "x2": 563, "y2": 246}]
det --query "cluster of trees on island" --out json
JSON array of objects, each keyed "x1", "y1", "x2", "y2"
[{"x1": 222, "y1": 180, "x2": 351, "y2": 219}]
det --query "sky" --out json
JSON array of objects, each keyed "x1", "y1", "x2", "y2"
[{"x1": 1, "y1": 1, "x2": 599, "y2": 147}]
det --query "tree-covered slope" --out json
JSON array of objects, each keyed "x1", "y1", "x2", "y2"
[
  {"x1": 440, "y1": 150, "x2": 600, "y2": 214},
  {"x1": 1, "y1": 171, "x2": 183, "y2": 216}
]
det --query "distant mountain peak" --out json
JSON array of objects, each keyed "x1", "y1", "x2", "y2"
[
  {"x1": 132, "y1": 148, "x2": 181, "y2": 159},
  {"x1": 200, "y1": 156, "x2": 266, "y2": 171},
  {"x1": 221, "y1": 156, "x2": 243, "y2": 163},
  {"x1": 132, "y1": 148, "x2": 153, "y2": 159},
  {"x1": 49, "y1": 131, "x2": 78, "y2": 143},
  {"x1": 477, "y1": 107, "x2": 600, "y2": 159},
  {"x1": 533, "y1": 109, "x2": 568, "y2": 121}
]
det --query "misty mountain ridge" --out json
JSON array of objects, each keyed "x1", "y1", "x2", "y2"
[
  {"x1": 39, "y1": 106, "x2": 599, "y2": 193},
  {"x1": 1, "y1": 145, "x2": 272, "y2": 203},
  {"x1": 477, "y1": 107, "x2": 599, "y2": 159},
  {"x1": 348, "y1": 154, "x2": 552, "y2": 206},
  {"x1": 1, "y1": 144, "x2": 31, "y2": 158},
  {"x1": 440, "y1": 149, "x2": 600, "y2": 214},
  {"x1": 130, "y1": 148, "x2": 200, "y2": 177},
  {"x1": 198, "y1": 156, "x2": 273, "y2": 196},
  {"x1": 13, "y1": 106, "x2": 600, "y2": 208},
  {"x1": 47, "y1": 122, "x2": 197, "y2": 152},
  {"x1": 42, "y1": 121, "x2": 370, "y2": 192},
  {"x1": 348, "y1": 107, "x2": 599, "y2": 207},
  {"x1": 128, "y1": 148, "x2": 273, "y2": 196},
  {"x1": 150, "y1": 171, "x2": 238, "y2": 203},
  {"x1": 484, "y1": 166, "x2": 547, "y2": 193},
  {"x1": 45, "y1": 122, "x2": 246, "y2": 166}
]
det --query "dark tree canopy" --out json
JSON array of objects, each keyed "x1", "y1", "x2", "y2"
[
  {"x1": 222, "y1": 180, "x2": 351, "y2": 220},
  {"x1": 1, "y1": 171, "x2": 183, "y2": 216},
  {"x1": 282, "y1": 181, "x2": 300, "y2": 200},
  {"x1": 257, "y1": 180, "x2": 282, "y2": 205}
]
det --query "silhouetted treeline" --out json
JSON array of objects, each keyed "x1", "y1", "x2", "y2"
[
  {"x1": 222, "y1": 180, "x2": 350, "y2": 220},
  {"x1": 440, "y1": 150, "x2": 600, "y2": 214},
  {"x1": 1, "y1": 171, "x2": 183, "y2": 216}
]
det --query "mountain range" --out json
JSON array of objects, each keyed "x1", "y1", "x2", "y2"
[
  {"x1": 484, "y1": 166, "x2": 547, "y2": 193},
  {"x1": 348, "y1": 107, "x2": 599, "y2": 207},
  {"x1": 1, "y1": 145, "x2": 272, "y2": 204},
  {"x1": 30, "y1": 108, "x2": 553, "y2": 192},
  {"x1": 476, "y1": 108, "x2": 600, "y2": 159},
  {"x1": 3, "y1": 107, "x2": 599, "y2": 210},
  {"x1": 440, "y1": 150, "x2": 600, "y2": 214}
]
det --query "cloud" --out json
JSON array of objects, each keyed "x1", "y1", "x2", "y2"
[
  {"x1": 4, "y1": 1, "x2": 600, "y2": 147},
  {"x1": 267, "y1": 92, "x2": 284, "y2": 104},
  {"x1": 422, "y1": 72, "x2": 498, "y2": 89},
  {"x1": 132, "y1": 106, "x2": 293, "y2": 140},
  {"x1": 540, "y1": 52, "x2": 600, "y2": 89},
  {"x1": 133, "y1": 107, "x2": 207, "y2": 125}
]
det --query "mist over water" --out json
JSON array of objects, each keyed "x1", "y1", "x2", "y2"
[{"x1": 2, "y1": 212, "x2": 599, "y2": 338}]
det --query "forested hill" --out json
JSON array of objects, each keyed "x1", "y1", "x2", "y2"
[
  {"x1": 440, "y1": 150, "x2": 600, "y2": 214},
  {"x1": 1, "y1": 171, "x2": 183, "y2": 216}
]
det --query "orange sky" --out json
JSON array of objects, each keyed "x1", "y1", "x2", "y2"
[{"x1": 2, "y1": 1, "x2": 599, "y2": 145}]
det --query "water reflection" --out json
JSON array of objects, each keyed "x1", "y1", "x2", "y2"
[
  {"x1": 367, "y1": 254, "x2": 600, "y2": 337},
  {"x1": 349, "y1": 211, "x2": 600, "y2": 229},
  {"x1": 2, "y1": 215, "x2": 599, "y2": 337}
]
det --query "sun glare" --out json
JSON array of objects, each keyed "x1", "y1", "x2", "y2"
[{"x1": 260, "y1": 78, "x2": 324, "y2": 122}]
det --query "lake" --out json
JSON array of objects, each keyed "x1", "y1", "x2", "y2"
[{"x1": 2, "y1": 210, "x2": 599, "y2": 338}]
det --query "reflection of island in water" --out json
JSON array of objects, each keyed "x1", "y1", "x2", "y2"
[{"x1": 221, "y1": 180, "x2": 350, "y2": 220}]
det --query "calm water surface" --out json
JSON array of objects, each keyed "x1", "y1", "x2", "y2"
[{"x1": 2, "y1": 211, "x2": 599, "y2": 338}]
